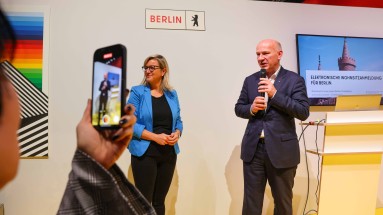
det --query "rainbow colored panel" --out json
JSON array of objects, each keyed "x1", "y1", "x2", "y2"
[{"x1": 6, "y1": 12, "x2": 44, "y2": 90}]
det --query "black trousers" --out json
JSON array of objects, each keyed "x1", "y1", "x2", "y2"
[
  {"x1": 242, "y1": 140, "x2": 297, "y2": 215},
  {"x1": 99, "y1": 96, "x2": 107, "y2": 113},
  {"x1": 131, "y1": 147, "x2": 177, "y2": 215}
]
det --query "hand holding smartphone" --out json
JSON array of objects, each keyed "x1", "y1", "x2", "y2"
[{"x1": 91, "y1": 44, "x2": 127, "y2": 129}]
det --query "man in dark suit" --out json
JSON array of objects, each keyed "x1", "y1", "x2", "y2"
[{"x1": 235, "y1": 39, "x2": 310, "y2": 215}]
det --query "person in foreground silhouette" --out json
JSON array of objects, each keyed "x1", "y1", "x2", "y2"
[{"x1": 57, "y1": 101, "x2": 157, "y2": 215}]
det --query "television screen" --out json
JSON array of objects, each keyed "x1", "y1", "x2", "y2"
[{"x1": 296, "y1": 34, "x2": 383, "y2": 106}]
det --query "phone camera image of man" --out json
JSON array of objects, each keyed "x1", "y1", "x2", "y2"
[{"x1": 99, "y1": 72, "x2": 111, "y2": 116}]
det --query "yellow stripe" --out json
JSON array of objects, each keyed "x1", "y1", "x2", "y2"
[
  {"x1": 325, "y1": 124, "x2": 383, "y2": 136},
  {"x1": 309, "y1": 208, "x2": 383, "y2": 215},
  {"x1": 12, "y1": 62, "x2": 43, "y2": 69},
  {"x1": 323, "y1": 153, "x2": 382, "y2": 165},
  {"x1": 376, "y1": 208, "x2": 383, "y2": 215}
]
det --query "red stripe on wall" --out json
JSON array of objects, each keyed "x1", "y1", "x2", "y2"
[{"x1": 304, "y1": 0, "x2": 383, "y2": 8}]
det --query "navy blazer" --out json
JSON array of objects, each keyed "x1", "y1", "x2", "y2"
[
  {"x1": 127, "y1": 85, "x2": 183, "y2": 157},
  {"x1": 235, "y1": 67, "x2": 310, "y2": 168}
]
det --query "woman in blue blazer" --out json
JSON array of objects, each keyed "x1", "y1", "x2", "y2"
[{"x1": 127, "y1": 54, "x2": 183, "y2": 215}]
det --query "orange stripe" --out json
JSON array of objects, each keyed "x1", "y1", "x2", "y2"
[
  {"x1": 14, "y1": 52, "x2": 43, "y2": 59},
  {"x1": 13, "y1": 58, "x2": 42, "y2": 64}
]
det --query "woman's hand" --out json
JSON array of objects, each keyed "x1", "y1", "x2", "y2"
[
  {"x1": 167, "y1": 130, "x2": 180, "y2": 146},
  {"x1": 154, "y1": 133, "x2": 169, "y2": 145},
  {"x1": 76, "y1": 99, "x2": 136, "y2": 169}
]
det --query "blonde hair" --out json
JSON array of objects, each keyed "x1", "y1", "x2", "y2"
[{"x1": 140, "y1": 54, "x2": 173, "y2": 91}]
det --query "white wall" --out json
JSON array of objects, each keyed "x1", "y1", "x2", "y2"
[{"x1": 1, "y1": 0, "x2": 383, "y2": 214}]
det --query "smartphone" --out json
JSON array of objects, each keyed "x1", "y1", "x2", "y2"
[{"x1": 91, "y1": 44, "x2": 127, "y2": 128}]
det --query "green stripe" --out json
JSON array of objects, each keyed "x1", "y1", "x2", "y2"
[
  {"x1": 18, "y1": 68, "x2": 43, "y2": 90},
  {"x1": 19, "y1": 68, "x2": 42, "y2": 76}
]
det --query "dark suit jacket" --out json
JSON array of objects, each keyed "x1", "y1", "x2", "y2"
[
  {"x1": 235, "y1": 67, "x2": 310, "y2": 168},
  {"x1": 99, "y1": 80, "x2": 111, "y2": 98}
]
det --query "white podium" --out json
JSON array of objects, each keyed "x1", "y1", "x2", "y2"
[{"x1": 306, "y1": 110, "x2": 383, "y2": 215}]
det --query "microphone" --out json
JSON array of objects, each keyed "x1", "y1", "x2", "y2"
[{"x1": 260, "y1": 69, "x2": 266, "y2": 97}]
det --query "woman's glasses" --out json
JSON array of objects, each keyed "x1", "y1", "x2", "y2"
[{"x1": 142, "y1": 66, "x2": 160, "y2": 72}]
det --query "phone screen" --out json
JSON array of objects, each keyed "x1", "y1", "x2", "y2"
[{"x1": 91, "y1": 44, "x2": 126, "y2": 128}]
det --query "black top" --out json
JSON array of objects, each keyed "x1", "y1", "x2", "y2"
[
  {"x1": 146, "y1": 94, "x2": 174, "y2": 156},
  {"x1": 152, "y1": 94, "x2": 173, "y2": 135}
]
